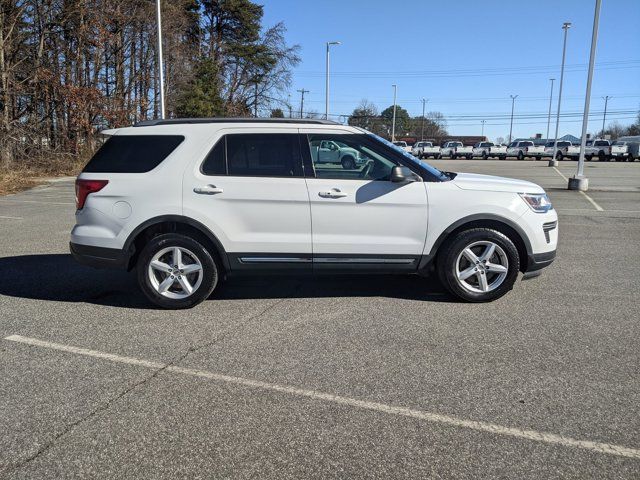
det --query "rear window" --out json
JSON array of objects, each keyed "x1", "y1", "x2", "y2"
[
  {"x1": 594, "y1": 140, "x2": 609, "y2": 146},
  {"x1": 83, "y1": 135, "x2": 184, "y2": 173},
  {"x1": 520, "y1": 141, "x2": 534, "y2": 147}
]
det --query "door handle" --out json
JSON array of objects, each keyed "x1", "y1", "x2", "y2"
[
  {"x1": 194, "y1": 185, "x2": 224, "y2": 195},
  {"x1": 318, "y1": 188, "x2": 348, "y2": 199}
]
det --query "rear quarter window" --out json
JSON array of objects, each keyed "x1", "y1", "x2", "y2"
[{"x1": 83, "y1": 135, "x2": 184, "y2": 173}]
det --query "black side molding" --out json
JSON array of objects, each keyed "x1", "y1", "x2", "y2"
[{"x1": 69, "y1": 242, "x2": 131, "y2": 270}]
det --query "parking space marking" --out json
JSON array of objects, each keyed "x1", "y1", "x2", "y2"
[
  {"x1": 0, "y1": 199, "x2": 74, "y2": 206},
  {"x1": 0, "y1": 215, "x2": 23, "y2": 219},
  {"x1": 5, "y1": 334, "x2": 640, "y2": 460},
  {"x1": 552, "y1": 167, "x2": 604, "y2": 212}
]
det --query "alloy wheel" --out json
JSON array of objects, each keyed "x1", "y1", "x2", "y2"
[
  {"x1": 455, "y1": 241, "x2": 509, "y2": 293},
  {"x1": 147, "y1": 246, "x2": 203, "y2": 299}
]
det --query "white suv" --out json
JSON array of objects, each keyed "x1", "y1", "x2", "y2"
[{"x1": 71, "y1": 119, "x2": 558, "y2": 309}]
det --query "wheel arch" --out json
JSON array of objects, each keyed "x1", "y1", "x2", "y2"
[
  {"x1": 123, "y1": 215, "x2": 230, "y2": 272},
  {"x1": 420, "y1": 214, "x2": 532, "y2": 273}
]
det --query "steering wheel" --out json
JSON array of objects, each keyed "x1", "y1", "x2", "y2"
[{"x1": 359, "y1": 160, "x2": 374, "y2": 179}]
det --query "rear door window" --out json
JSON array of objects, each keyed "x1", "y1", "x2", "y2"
[
  {"x1": 201, "y1": 133, "x2": 303, "y2": 177},
  {"x1": 83, "y1": 135, "x2": 184, "y2": 173}
]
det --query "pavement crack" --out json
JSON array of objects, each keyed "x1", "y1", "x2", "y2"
[{"x1": 4, "y1": 291, "x2": 296, "y2": 473}]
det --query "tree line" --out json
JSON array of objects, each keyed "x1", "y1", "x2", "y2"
[
  {"x1": 0, "y1": 0, "x2": 300, "y2": 169},
  {"x1": 347, "y1": 99, "x2": 448, "y2": 140}
]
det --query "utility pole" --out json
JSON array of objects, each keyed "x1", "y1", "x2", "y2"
[
  {"x1": 297, "y1": 88, "x2": 309, "y2": 118},
  {"x1": 550, "y1": 22, "x2": 571, "y2": 167},
  {"x1": 287, "y1": 93, "x2": 292, "y2": 118},
  {"x1": 546, "y1": 78, "x2": 555, "y2": 139},
  {"x1": 481, "y1": 120, "x2": 486, "y2": 138},
  {"x1": 570, "y1": 0, "x2": 602, "y2": 191},
  {"x1": 508, "y1": 95, "x2": 518, "y2": 143},
  {"x1": 391, "y1": 84, "x2": 397, "y2": 142},
  {"x1": 421, "y1": 98, "x2": 428, "y2": 141},
  {"x1": 601, "y1": 95, "x2": 610, "y2": 135},
  {"x1": 325, "y1": 41, "x2": 341, "y2": 120},
  {"x1": 155, "y1": 0, "x2": 165, "y2": 119}
]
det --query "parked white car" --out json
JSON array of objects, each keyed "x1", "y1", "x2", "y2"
[
  {"x1": 472, "y1": 142, "x2": 507, "y2": 160},
  {"x1": 393, "y1": 141, "x2": 413, "y2": 154},
  {"x1": 441, "y1": 141, "x2": 473, "y2": 159},
  {"x1": 412, "y1": 141, "x2": 441, "y2": 159},
  {"x1": 584, "y1": 139, "x2": 611, "y2": 161},
  {"x1": 70, "y1": 118, "x2": 557, "y2": 309},
  {"x1": 310, "y1": 138, "x2": 364, "y2": 169},
  {"x1": 543, "y1": 141, "x2": 573, "y2": 160},
  {"x1": 507, "y1": 141, "x2": 545, "y2": 160},
  {"x1": 617, "y1": 136, "x2": 640, "y2": 161}
]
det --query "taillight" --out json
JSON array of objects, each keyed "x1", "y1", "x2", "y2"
[{"x1": 75, "y1": 179, "x2": 108, "y2": 210}]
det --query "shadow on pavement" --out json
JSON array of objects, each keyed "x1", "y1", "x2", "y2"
[{"x1": 1, "y1": 254, "x2": 450, "y2": 309}]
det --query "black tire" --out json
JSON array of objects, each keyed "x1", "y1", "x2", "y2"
[
  {"x1": 586, "y1": 155, "x2": 593, "y2": 162},
  {"x1": 500, "y1": 156, "x2": 506, "y2": 160},
  {"x1": 482, "y1": 152, "x2": 488, "y2": 160},
  {"x1": 437, "y1": 228, "x2": 520, "y2": 302},
  {"x1": 451, "y1": 153, "x2": 457, "y2": 159},
  {"x1": 517, "y1": 151, "x2": 524, "y2": 160},
  {"x1": 137, "y1": 233, "x2": 219, "y2": 309},
  {"x1": 466, "y1": 155, "x2": 472, "y2": 160},
  {"x1": 436, "y1": 153, "x2": 442, "y2": 159},
  {"x1": 556, "y1": 152, "x2": 564, "y2": 161},
  {"x1": 341, "y1": 155, "x2": 356, "y2": 170}
]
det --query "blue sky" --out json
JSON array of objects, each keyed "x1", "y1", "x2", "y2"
[{"x1": 261, "y1": 0, "x2": 640, "y2": 140}]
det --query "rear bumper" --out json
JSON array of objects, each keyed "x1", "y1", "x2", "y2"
[
  {"x1": 526, "y1": 250, "x2": 556, "y2": 272},
  {"x1": 70, "y1": 242, "x2": 131, "y2": 270}
]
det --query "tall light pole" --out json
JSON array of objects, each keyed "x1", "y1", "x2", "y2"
[
  {"x1": 546, "y1": 78, "x2": 555, "y2": 139},
  {"x1": 601, "y1": 95, "x2": 611, "y2": 135},
  {"x1": 550, "y1": 22, "x2": 571, "y2": 167},
  {"x1": 570, "y1": 0, "x2": 602, "y2": 191},
  {"x1": 481, "y1": 120, "x2": 486, "y2": 138},
  {"x1": 391, "y1": 84, "x2": 398, "y2": 142},
  {"x1": 508, "y1": 95, "x2": 518, "y2": 143},
  {"x1": 325, "y1": 41, "x2": 341, "y2": 120},
  {"x1": 155, "y1": 0, "x2": 165, "y2": 119},
  {"x1": 421, "y1": 98, "x2": 428, "y2": 141}
]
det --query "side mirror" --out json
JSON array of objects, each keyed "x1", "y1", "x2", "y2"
[{"x1": 390, "y1": 166, "x2": 416, "y2": 183}]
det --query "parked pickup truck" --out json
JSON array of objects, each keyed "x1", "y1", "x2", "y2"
[
  {"x1": 412, "y1": 141, "x2": 442, "y2": 159},
  {"x1": 393, "y1": 141, "x2": 413, "y2": 154},
  {"x1": 584, "y1": 139, "x2": 611, "y2": 161},
  {"x1": 310, "y1": 139, "x2": 366, "y2": 169},
  {"x1": 617, "y1": 136, "x2": 640, "y2": 161},
  {"x1": 441, "y1": 141, "x2": 473, "y2": 159},
  {"x1": 543, "y1": 141, "x2": 571, "y2": 159},
  {"x1": 472, "y1": 142, "x2": 507, "y2": 160},
  {"x1": 506, "y1": 140, "x2": 545, "y2": 160},
  {"x1": 609, "y1": 141, "x2": 630, "y2": 161}
]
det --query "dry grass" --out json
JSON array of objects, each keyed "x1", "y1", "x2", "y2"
[{"x1": 0, "y1": 154, "x2": 86, "y2": 196}]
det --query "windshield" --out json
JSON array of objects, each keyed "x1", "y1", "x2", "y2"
[
  {"x1": 613, "y1": 141, "x2": 625, "y2": 146},
  {"x1": 368, "y1": 133, "x2": 450, "y2": 181}
]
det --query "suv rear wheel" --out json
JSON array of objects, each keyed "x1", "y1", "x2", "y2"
[
  {"x1": 137, "y1": 233, "x2": 219, "y2": 309},
  {"x1": 437, "y1": 228, "x2": 520, "y2": 302}
]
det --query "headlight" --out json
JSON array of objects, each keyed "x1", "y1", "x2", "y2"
[{"x1": 520, "y1": 193, "x2": 553, "y2": 213}]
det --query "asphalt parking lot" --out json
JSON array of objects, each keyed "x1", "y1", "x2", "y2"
[{"x1": 1, "y1": 160, "x2": 639, "y2": 478}]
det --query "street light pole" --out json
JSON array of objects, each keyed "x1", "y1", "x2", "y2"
[
  {"x1": 601, "y1": 95, "x2": 610, "y2": 135},
  {"x1": 325, "y1": 41, "x2": 340, "y2": 120},
  {"x1": 546, "y1": 78, "x2": 555, "y2": 140},
  {"x1": 550, "y1": 22, "x2": 571, "y2": 167},
  {"x1": 155, "y1": 0, "x2": 165, "y2": 119},
  {"x1": 391, "y1": 84, "x2": 398, "y2": 142},
  {"x1": 508, "y1": 95, "x2": 518, "y2": 143},
  {"x1": 481, "y1": 120, "x2": 486, "y2": 138},
  {"x1": 570, "y1": 0, "x2": 602, "y2": 191},
  {"x1": 421, "y1": 98, "x2": 428, "y2": 141}
]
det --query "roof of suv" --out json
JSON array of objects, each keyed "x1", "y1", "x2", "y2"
[{"x1": 134, "y1": 117, "x2": 340, "y2": 127}]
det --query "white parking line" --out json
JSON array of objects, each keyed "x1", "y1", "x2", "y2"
[
  {"x1": 552, "y1": 167, "x2": 604, "y2": 211},
  {"x1": 0, "y1": 199, "x2": 74, "y2": 206},
  {"x1": 0, "y1": 215, "x2": 23, "y2": 219},
  {"x1": 5, "y1": 334, "x2": 640, "y2": 460}
]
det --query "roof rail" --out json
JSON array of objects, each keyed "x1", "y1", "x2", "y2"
[{"x1": 134, "y1": 117, "x2": 340, "y2": 127}]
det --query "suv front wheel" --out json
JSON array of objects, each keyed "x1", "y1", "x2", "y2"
[
  {"x1": 437, "y1": 228, "x2": 520, "y2": 302},
  {"x1": 137, "y1": 233, "x2": 219, "y2": 309}
]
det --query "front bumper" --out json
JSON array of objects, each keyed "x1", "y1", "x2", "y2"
[
  {"x1": 525, "y1": 249, "x2": 556, "y2": 272},
  {"x1": 70, "y1": 242, "x2": 131, "y2": 270}
]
